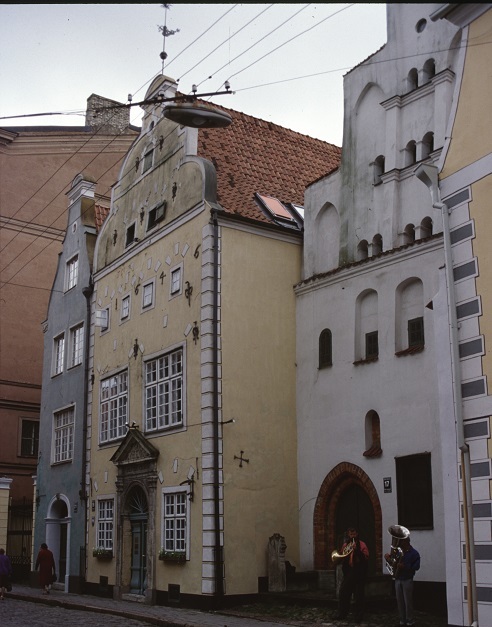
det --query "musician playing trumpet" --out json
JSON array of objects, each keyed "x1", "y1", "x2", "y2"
[
  {"x1": 335, "y1": 526, "x2": 369, "y2": 623},
  {"x1": 385, "y1": 534, "x2": 420, "y2": 627}
]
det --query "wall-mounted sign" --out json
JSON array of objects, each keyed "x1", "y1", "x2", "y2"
[{"x1": 384, "y1": 477, "x2": 392, "y2": 493}]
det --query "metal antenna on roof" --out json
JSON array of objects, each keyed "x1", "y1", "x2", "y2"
[{"x1": 158, "y1": 4, "x2": 180, "y2": 73}]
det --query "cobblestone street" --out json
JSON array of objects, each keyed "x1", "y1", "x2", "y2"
[{"x1": 1, "y1": 584, "x2": 449, "y2": 627}]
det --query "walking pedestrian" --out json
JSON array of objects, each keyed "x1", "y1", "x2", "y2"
[
  {"x1": 0, "y1": 548, "x2": 13, "y2": 600},
  {"x1": 35, "y1": 543, "x2": 56, "y2": 594}
]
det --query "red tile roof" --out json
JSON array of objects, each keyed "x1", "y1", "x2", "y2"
[
  {"x1": 197, "y1": 103, "x2": 341, "y2": 224},
  {"x1": 95, "y1": 203, "x2": 110, "y2": 232}
]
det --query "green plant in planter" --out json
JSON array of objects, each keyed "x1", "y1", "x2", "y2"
[
  {"x1": 159, "y1": 548, "x2": 186, "y2": 562},
  {"x1": 93, "y1": 547, "x2": 113, "y2": 558}
]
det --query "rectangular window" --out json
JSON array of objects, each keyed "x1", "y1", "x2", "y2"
[
  {"x1": 20, "y1": 419, "x2": 39, "y2": 457},
  {"x1": 70, "y1": 323, "x2": 84, "y2": 367},
  {"x1": 97, "y1": 499, "x2": 114, "y2": 550},
  {"x1": 53, "y1": 407, "x2": 74, "y2": 463},
  {"x1": 142, "y1": 282, "x2": 154, "y2": 309},
  {"x1": 170, "y1": 267, "x2": 182, "y2": 296},
  {"x1": 53, "y1": 333, "x2": 65, "y2": 375},
  {"x1": 145, "y1": 348, "x2": 183, "y2": 432},
  {"x1": 163, "y1": 491, "x2": 187, "y2": 554},
  {"x1": 408, "y1": 317, "x2": 424, "y2": 347},
  {"x1": 121, "y1": 295, "x2": 130, "y2": 321},
  {"x1": 125, "y1": 223, "x2": 136, "y2": 247},
  {"x1": 66, "y1": 255, "x2": 78, "y2": 291},
  {"x1": 142, "y1": 147, "x2": 154, "y2": 173},
  {"x1": 147, "y1": 202, "x2": 166, "y2": 230},
  {"x1": 365, "y1": 331, "x2": 379, "y2": 359},
  {"x1": 396, "y1": 453, "x2": 433, "y2": 529},
  {"x1": 100, "y1": 371, "x2": 128, "y2": 443}
]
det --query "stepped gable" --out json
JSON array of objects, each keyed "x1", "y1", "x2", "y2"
[{"x1": 197, "y1": 104, "x2": 341, "y2": 223}]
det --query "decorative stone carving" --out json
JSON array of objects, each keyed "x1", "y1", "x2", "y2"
[{"x1": 268, "y1": 533, "x2": 287, "y2": 592}]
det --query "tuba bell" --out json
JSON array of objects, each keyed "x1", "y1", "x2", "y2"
[
  {"x1": 331, "y1": 539, "x2": 355, "y2": 564},
  {"x1": 385, "y1": 524, "x2": 410, "y2": 577}
]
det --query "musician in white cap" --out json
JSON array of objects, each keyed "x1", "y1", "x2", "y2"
[{"x1": 385, "y1": 534, "x2": 420, "y2": 627}]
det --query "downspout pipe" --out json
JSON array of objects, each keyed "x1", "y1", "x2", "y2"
[
  {"x1": 415, "y1": 164, "x2": 478, "y2": 627},
  {"x1": 211, "y1": 209, "x2": 224, "y2": 601},
  {"x1": 81, "y1": 279, "x2": 94, "y2": 581}
]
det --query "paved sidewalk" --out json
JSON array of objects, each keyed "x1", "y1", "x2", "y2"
[{"x1": 5, "y1": 584, "x2": 448, "y2": 627}]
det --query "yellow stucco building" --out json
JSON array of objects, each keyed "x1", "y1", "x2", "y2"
[{"x1": 85, "y1": 75, "x2": 340, "y2": 605}]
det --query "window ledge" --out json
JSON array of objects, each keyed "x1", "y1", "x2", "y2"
[
  {"x1": 363, "y1": 445, "x2": 383, "y2": 458},
  {"x1": 353, "y1": 356, "x2": 379, "y2": 366},
  {"x1": 395, "y1": 345, "x2": 424, "y2": 357}
]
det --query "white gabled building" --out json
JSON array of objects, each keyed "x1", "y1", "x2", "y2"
[{"x1": 296, "y1": 3, "x2": 462, "y2": 618}]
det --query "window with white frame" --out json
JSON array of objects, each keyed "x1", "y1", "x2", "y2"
[
  {"x1": 53, "y1": 333, "x2": 65, "y2": 375},
  {"x1": 170, "y1": 266, "x2": 182, "y2": 296},
  {"x1": 100, "y1": 371, "x2": 128, "y2": 443},
  {"x1": 69, "y1": 323, "x2": 84, "y2": 367},
  {"x1": 145, "y1": 348, "x2": 183, "y2": 432},
  {"x1": 66, "y1": 255, "x2": 79, "y2": 291},
  {"x1": 121, "y1": 295, "x2": 130, "y2": 321},
  {"x1": 97, "y1": 499, "x2": 114, "y2": 550},
  {"x1": 142, "y1": 281, "x2": 154, "y2": 309},
  {"x1": 162, "y1": 490, "x2": 188, "y2": 555},
  {"x1": 53, "y1": 407, "x2": 74, "y2": 463}
]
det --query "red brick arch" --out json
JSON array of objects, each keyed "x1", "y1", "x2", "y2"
[{"x1": 313, "y1": 462, "x2": 382, "y2": 571}]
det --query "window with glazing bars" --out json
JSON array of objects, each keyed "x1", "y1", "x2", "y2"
[{"x1": 145, "y1": 349, "x2": 183, "y2": 432}]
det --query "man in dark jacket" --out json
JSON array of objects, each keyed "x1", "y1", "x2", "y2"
[
  {"x1": 387, "y1": 536, "x2": 420, "y2": 627},
  {"x1": 336, "y1": 526, "x2": 369, "y2": 623}
]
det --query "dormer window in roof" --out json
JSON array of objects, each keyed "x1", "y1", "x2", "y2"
[{"x1": 255, "y1": 193, "x2": 304, "y2": 229}]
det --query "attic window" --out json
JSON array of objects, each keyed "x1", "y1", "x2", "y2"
[
  {"x1": 147, "y1": 202, "x2": 167, "y2": 231},
  {"x1": 142, "y1": 147, "x2": 154, "y2": 173},
  {"x1": 255, "y1": 193, "x2": 303, "y2": 228}
]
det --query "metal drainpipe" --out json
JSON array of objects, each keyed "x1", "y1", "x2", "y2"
[
  {"x1": 416, "y1": 164, "x2": 478, "y2": 626},
  {"x1": 82, "y1": 279, "x2": 94, "y2": 580},
  {"x1": 211, "y1": 210, "x2": 224, "y2": 600}
]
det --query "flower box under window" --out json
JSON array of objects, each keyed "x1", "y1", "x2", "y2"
[
  {"x1": 159, "y1": 550, "x2": 186, "y2": 563},
  {"x1": 93, "y1": 548, "x2": 113, "y2": 559}
]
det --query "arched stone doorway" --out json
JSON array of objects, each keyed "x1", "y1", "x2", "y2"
[
  {"x1": 45, "y1": 494, "x2": 70, "y2": 590},
  {"x1": 313, "y1": 462, "x2": 382, "y2": 575},
  {"x1": 111, "y1": 428, "x2": 159, "y2": 602}
]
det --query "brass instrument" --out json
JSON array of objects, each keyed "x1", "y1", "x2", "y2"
[
  {"x1": 331, "y1": 539, "x2": 355, "y2": 564},
  {"x1": 385, "y1": 524, "x2": 410, "y2": 577}
]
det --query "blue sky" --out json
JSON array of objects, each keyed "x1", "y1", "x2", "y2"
[{"x1": 0, "y1": 4, "x2": 387, "y2": 145}]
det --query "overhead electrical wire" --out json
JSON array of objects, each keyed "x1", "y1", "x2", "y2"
[
  {"x1": 194, "y1": 3, "x2": 313, "y2": 90},
  {"x1": 177, "y1": 4, "x2": 275, "y2": 84}
]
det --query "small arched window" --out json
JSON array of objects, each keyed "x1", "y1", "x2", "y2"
[
  {"x1": 407, "y1": 68, "x2": 419, "y2": 92},
  {"x1": 364, "y1": 410, "x2": 382, "y2": 457},
  {"x1": 319, "y1": 329, "x2": 333, "y2": 369},
  {"x1": 421, "y1": 132, "x2": 434, "y2": 159},
  {"x1": 374, "y1": 155, "x2": 385, "y2": 185},
  {"x1": 357, "y1": 240, "x2": 368, "y2": 261},
  {"x1": 404, "y1": 140, "x2": 417, "y2": 167},
  {"x1": 419, "y1": 217, "x2": 433, "y2": 239},
  {"x1": 372, "y1": 234, "x2": 382, "y2": 256},
  {"x1": 422, "y1": 59, "x2": 436, "y2": 83},
  {"x1": 402, "y1": 224, "x2": 416, "y2": 245}
]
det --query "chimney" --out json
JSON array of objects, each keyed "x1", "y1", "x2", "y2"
[{"x1": 85, "y1": 94, "x2": 131, "y2": 133}]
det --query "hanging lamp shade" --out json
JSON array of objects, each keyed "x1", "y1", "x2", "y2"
[{"x1": 164, "y1": 101, "x2": 232, "y2": 128}]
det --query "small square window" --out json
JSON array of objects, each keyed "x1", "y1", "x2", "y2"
[
  {"x1": 125, "y1": 224, "x2": 136, "y2": 247},
  {"x1": 142, "y1": 282, "x2": 154, "y2": 309},
  {"x1": 121, "y1": 295, "x2": 130, "y2": 320},
  {"x1": 365, "y1": 331, "x2": 379, "y2": 359},
  {"x1": 170, "y1": 267, "x2": 182, "y2": 296},
  {"x1": 408, "y1": 317, "x2": 424, "y2": 347},
  {"x1": 147, "y1": 202, "x2": 166, "y2": 230}
]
